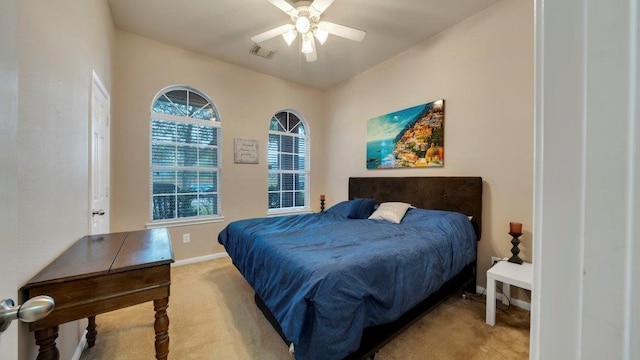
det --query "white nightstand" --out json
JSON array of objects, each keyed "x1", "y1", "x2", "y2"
[{"x1": 485, "y1": 259, "x2": 532, "y2": 326}]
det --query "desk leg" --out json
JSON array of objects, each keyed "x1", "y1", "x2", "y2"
[
  {"x1": 35, "y1": 326, "x2": 60, "y2": 360},
  {"x1": 87, "y1": 316, "x2": 97, "y2": 347},
  {"x1": 486, "y1": 277, "x2": 496, "y2": 326},
  {"x1": 154, "y1": 297, "x2": 170, "y2": 360}
]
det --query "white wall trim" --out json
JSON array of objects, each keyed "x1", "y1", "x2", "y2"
[
  {"x1": 146, "y1": 216, "x2": 225, "y2": 229},
  {"x1": 172, "y1": 252, "x2": 228, "y2": 267},
  {"x1": 71, "y1": 330, "x2": 88, "y2": 360},
  {"x1": 624, "y1": 2, "x2": 639, "y2": 359}
]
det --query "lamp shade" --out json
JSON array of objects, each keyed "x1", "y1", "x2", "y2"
[
  {"x1": 509, "y1": 222, "x2": 522, "y2": 234},
  {"x1": 313, "y1": 28, "x2": 328, "y2": 44},
  {"x1": 282, "y1": 30, "x2": 297, "y2": 46},
  {"x1": 301, "y1": 35, "x2": 314, "y2": 54}
]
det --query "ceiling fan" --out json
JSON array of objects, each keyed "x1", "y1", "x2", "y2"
[{"x1": 251, "y1": 0, "x2": 366, "y2": 62}]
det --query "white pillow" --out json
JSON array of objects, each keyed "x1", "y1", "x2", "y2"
[{"x1": 368, "y1": 202, "x2": 412, "y2": 224}]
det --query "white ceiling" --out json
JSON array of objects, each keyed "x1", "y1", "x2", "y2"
[{"x1": 107, "y1": 0, "x2": 502, "y2": 90}]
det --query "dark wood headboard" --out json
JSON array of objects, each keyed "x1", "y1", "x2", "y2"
[{"x1": 348, "y1": 177, "x2": 483, "y2": 240}]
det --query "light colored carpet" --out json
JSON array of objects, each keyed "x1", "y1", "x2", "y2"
[{"x1": 79, "y1": 257, "x2": 529, "y2": 359}]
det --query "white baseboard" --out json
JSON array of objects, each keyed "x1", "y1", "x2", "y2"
[
  {"x1": 71, "y1": 330, "x2": 88, "y2": 360},
  {"x1": 475, "y1": 285, "x2": 531, "y2": 311},
  {"x1": 172, "y1": 252, "x2": 229, "y2": 267}
]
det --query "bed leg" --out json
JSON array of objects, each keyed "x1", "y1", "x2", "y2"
[
  {"x1": 465, "y1": 279, "x2": 476, "y2": 294},
  {"x1": 465, "y1": 262, "x2": 477, "y2": 294}
]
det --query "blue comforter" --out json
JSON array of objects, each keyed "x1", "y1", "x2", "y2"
[{"x1": 218, "y1": 201, "x2": 477, "y2": 360}]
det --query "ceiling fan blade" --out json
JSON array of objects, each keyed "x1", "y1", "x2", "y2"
[
  {"x1": 318, "y1": 21, "x2": 366, "y2": 42},
  {"x1": 305, "y1": 37, "x2": 318, "y2": 62},
  {"x1": 267, "y1": 0, "x2": 298, "y2": 16},
  {"x1": 309, "y1": 0, "x2": 335, "y2": 17},
  {"x1": 251, "y1": 24, "x2": 295, "y2": 44}
]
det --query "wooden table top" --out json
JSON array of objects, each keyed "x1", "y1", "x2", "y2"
[{"x1": 22, "y1": 228, "x2": 174, "y2": 289}]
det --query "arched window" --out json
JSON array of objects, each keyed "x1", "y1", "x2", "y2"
[
  {"x1": 150, "y1": 86, "x2": 221, "y2": 223},
  {"x1": 268, "y1": 110, "x2": 310, "y2": 213}
]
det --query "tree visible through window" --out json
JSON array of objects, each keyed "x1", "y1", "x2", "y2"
[
  {"x1": 150, "y1": 87, "x2": 221, "y2": 222},
  {"x1": 268, "y1": 110, "x2": 309, "y2": 211}
]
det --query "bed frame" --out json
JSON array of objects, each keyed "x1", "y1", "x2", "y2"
[{"x1": 255, "y1": 176, "x2": 483, "y2": 359}]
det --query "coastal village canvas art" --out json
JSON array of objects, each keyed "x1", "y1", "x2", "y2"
[{"x1": 366, "y1": 99, "x2": 445, "y2": 169}]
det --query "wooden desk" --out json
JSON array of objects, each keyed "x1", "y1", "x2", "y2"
[{"x1": 21, "y1": 228, "x2": 174, "y2": 360}]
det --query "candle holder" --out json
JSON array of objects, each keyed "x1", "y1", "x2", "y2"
[{"x1": 508, "y1": 232, "x2": 523, "y2": 264}]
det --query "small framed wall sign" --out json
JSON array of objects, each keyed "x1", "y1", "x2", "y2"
[{"x1": 234, "y1": 138, "x2": 259, "y2": 164}]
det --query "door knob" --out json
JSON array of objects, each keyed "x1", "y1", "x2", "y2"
[
  {"x1": 0, "y1": 296, "x2": 55, "y2": 333},
  {"x1": 92, "y1": 210, "x2": 105, "y2": 216}
]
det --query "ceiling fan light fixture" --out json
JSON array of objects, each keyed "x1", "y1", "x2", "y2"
[
  {"x1": 301, "y1": 35, "x2": 314, "y2": 54},
  {"x1": 282, "y1": 29, "x2": 297, "y2": 46},
  {"x1": 253, "y1": 0, "x2": 367, "y2": 62},
  {"x1": 295, "y1": 16, "x2": 311, "y2": 34},
  {"x1": 313, "y1": 28, "x2": 328, "y2": 45}
]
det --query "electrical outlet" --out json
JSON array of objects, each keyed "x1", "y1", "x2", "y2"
[
  {"x1": 183, "y1": 233, "x2": 190, "y2": 243},
  {"x1": 491, "y1": 256, "x2": 501, "y2": 266}
]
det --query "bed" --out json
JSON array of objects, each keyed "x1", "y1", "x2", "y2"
[{"x1": 218, "y1": 176, "x2": 482, "y2": 360}]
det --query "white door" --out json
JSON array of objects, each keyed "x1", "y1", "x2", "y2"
[
  {"x1": 0, "y1": 0, "x2": 18, "y2": 354},
  {"x1": 90, "y1": 70, "x2": 110, "y2": 235}
]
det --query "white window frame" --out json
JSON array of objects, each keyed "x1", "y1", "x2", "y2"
[
  {"x1": 147, "y1": 85, "x2": 223, "y2": 228},
  {"x1": 267, "y1": 110, "x2": 311, "y2": 215}
]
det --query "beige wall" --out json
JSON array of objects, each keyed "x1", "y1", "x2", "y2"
[
  {"x1": 110, "y1": 31, "x2": 326, "y2": 260},
  {"x1": 324, "y1": 0, "x2": 534, "y2": 290},
  {"x1": 16, "y1": 0, "x2": 115, "y2": 359}
]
